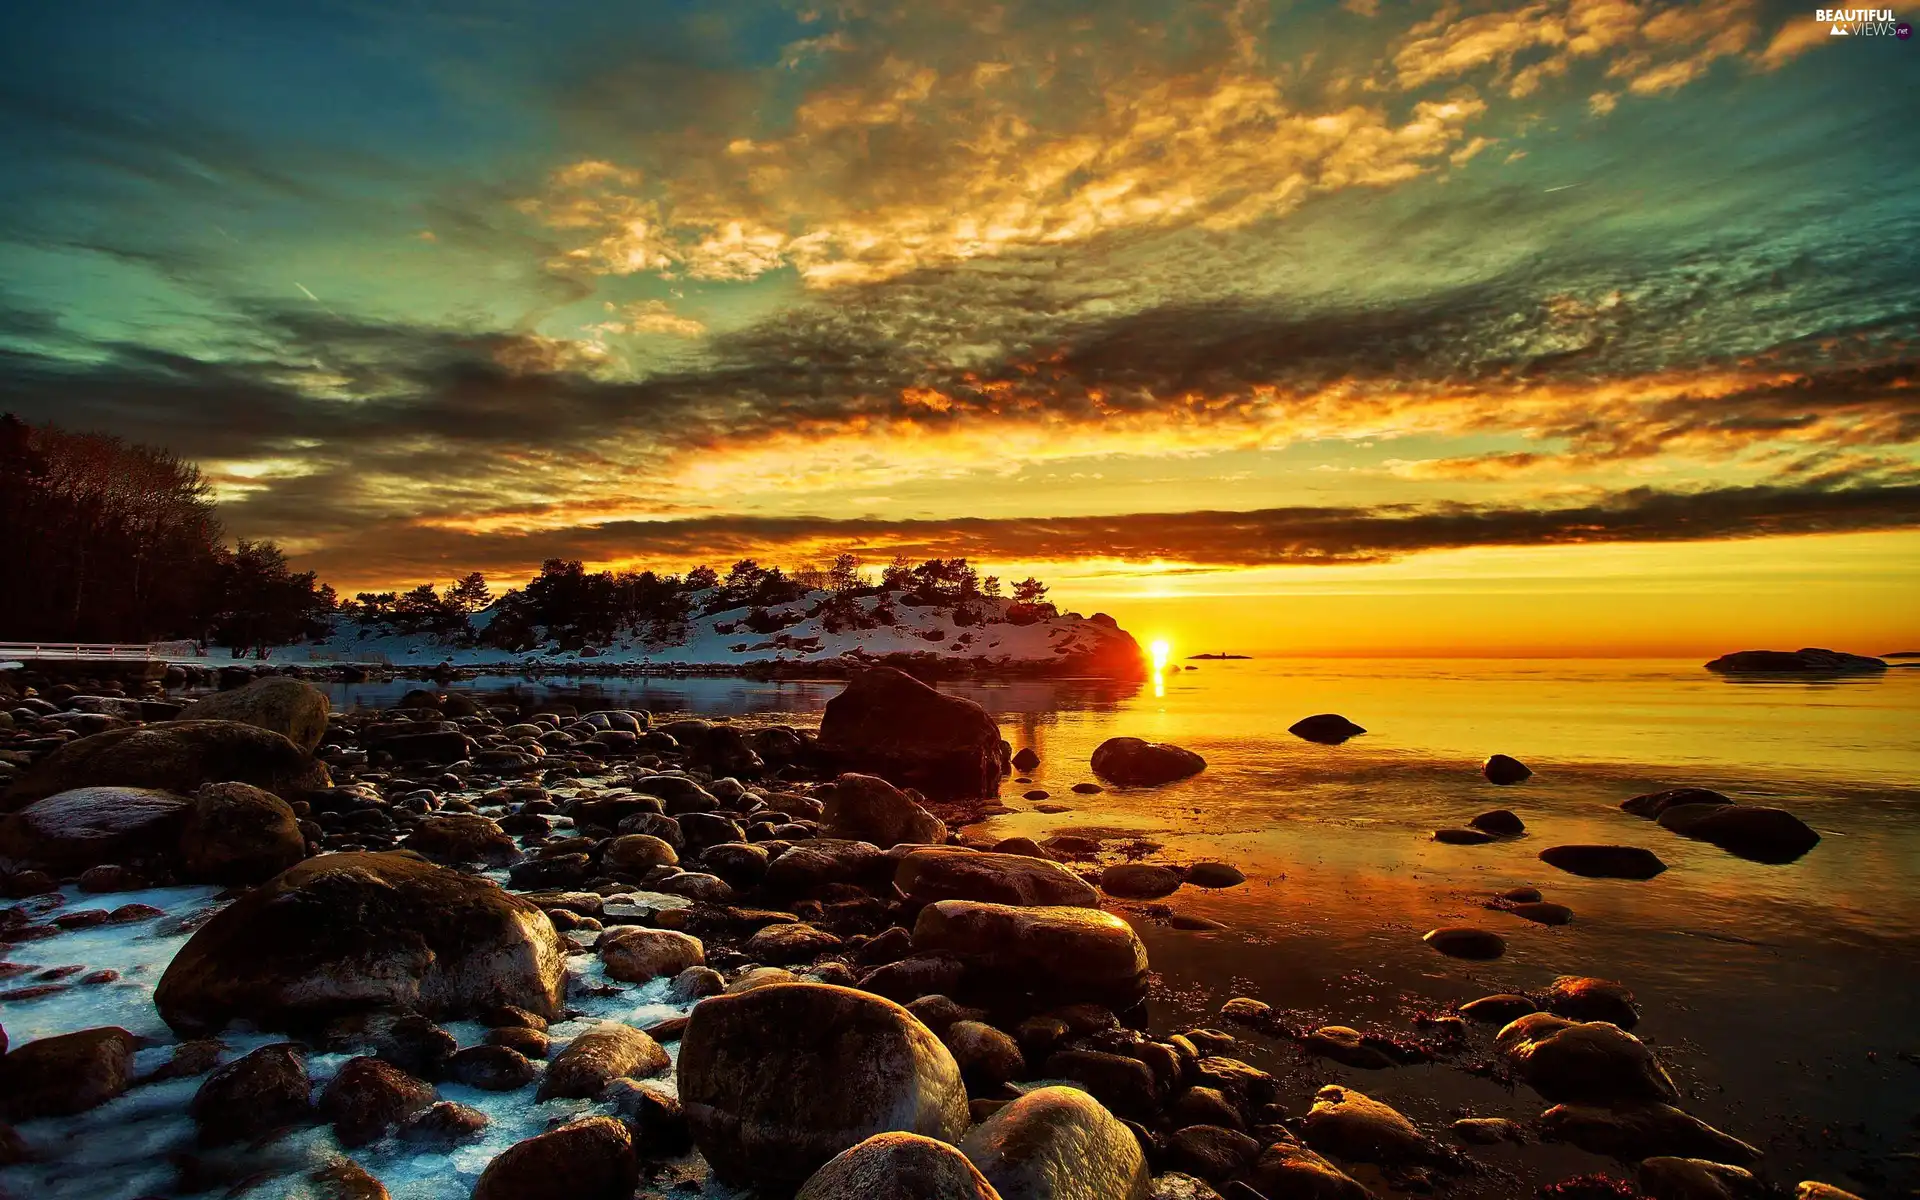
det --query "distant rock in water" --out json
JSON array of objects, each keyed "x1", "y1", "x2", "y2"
[
  {"x1": 1705, "y1": 648, "x2": 1887, "y2": 674},
  {"x1": 1288, "y1": 714, "x2": 1366, "y2": 745},
  {"x1": 1483, "y1": 754, "x2": 1532, "y2": 785},
  {"x1": 1622, "y1": 787, "x2": 1733, "y2": 819},
  {"x1": 1089, "y1": 737, "x2": 1206, "y2": 786},
  {"x1": 1685, "y1": 805, "x2": 1821, "y2": 863}
]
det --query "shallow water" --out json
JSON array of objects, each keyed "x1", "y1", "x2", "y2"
[
  {"x1": 8, "y1": 658, "x2": 1917, "y2": 1197},
  {"x1": 341, "y1": 657, "x2": 1920, "y2": 1194}
]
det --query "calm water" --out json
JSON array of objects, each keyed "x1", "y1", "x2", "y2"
[{"x1": 330, "y1": 659, "x2": 1920, "y2": 1195}]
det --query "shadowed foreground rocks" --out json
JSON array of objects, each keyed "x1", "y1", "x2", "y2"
[
  {"x1": 155, "y1": 851, "x2": 567, "y2": 1035},
  {"x1": 818, "y1": 667, "x2": 1006, "y2": 799}
]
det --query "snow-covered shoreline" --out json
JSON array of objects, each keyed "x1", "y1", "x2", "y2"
[{"x1": 213, "y1": 590, "x2": 1150, "y2": 680}]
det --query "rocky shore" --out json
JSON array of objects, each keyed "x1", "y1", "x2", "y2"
[{"x1": 0, "y1": 668, "x2": 1870, "y2": 1200}]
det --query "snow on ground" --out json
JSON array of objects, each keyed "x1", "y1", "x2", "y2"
[
  {"x1": 201, "y1": 589, "x2": 1137, "y2": 672},
  {"x1": 0, "y1": 881, "x2": 741, "y2": 1200}
]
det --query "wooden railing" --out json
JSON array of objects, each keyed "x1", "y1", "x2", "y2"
[{"x1": 0, "y1": 642, "x2": 162, "y2": 660}]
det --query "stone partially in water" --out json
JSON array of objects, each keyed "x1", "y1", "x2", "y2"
[
  {"x1": 0, "y1": 1026, "x2": 137, "y2": 1120},
  {"x1": 318, "y1": 1056, "x2": 436, "y2": 1147},
  {"x1": 1684, "y1": 806, "x2": 1821, "y2": 864},
  {"x1": 1484, "y1": 755, "x2": 1533, "y2": 785},
  {"x1": 1638, "y1": 1156, "x2": 1761, "y2": 1200},
  {"x1": 1299, "y1": 1085, "x2": 1432, "y2": 1165},
  {"x1": 1496, "y1": 1013, "x2": 1678, "y2": 1106},
  {"x1": 1306, "y1": 1026, "x2": 1398, "y2": 1070},
  {"x1": 894, "y1": 847, "x2": 1098, "y2": 908},
  {"x1": 1434, "y1": 828, "x2": 1495, "y2": 845},
  {"x1": 1623, "y1": 788, "x2": 1734, "y2": 819},
  {"x1": 911, "y1": 900, "x2": 1150, "y2": 1008},
  {"x1": 1100, "y1": 863, "x2": 1183, "y2": 899},
  {"x1": 1544, "y1": 977, "x2": 1640, "y2": 1028},
  {"x1": 1539, "y1": 844, "x2": 1667, "y2": 880},
  {"x1": 1288, "y1": 714, "x2": 1366, "y2": 745},
  {"x1": 819, "y1": 773, "x2": 949, "y2": 849},
  {"x1": 1502, "y1": 900, "x2": 1574, "y2": 926},
  {"x1": 472, "y1": 1116, "x2": 638, "y2": 1200},
  {"x1": 0, "y1": 787, "x2": 187, "y2": 869},
  {"x1": 1423, "y1": 927, "x2": 1505, "y2": 959},
  {"x1": 797, "y1": 1132, "x2": 1005, "y2": 1200},
  {"x1": 1248, "y1": 1135, "x2": 1372, "y2": 1200},
  {"x1": 1471, "y1": 809, "x2": 1527, "y2": 835},
  {"x1": 818, "y1": 667, "x2": 1005, "y2": 799},
  {"x1": 1186, "y1": 862, "x2": 1245, "y2": 888},
  {"x1": 1541, "y1": 1103, "x2": 1761, "y2": 1165},
  {"x1": 5, "y1": 719, "x2": 329, "y2": 808},
  {"x1": 1090, "y1": 737, "x2": 1206, "y2": 786},
  {"x1": 958, "y1": 1085, "x2": 1149, "y2": 1200},
  {"x1": 677, "y1": 982, "x2": 969, "y2": 1188},
  {"x1": 156, "y1": 851, "x2": 567, "y2": 1035},
  {"x1": 539, "y1": 1023, "x2": 670, "y2": 1100},
  {"x1": 191, "y1": 1042, "x2": 313, "y2": 1146},
  {"x1": 175, "y1": 677, "x2": 331, "y2": 753},
  {"x1": 1460, "y1": 994, "x2": 1538, "y2": 1023},
  {"x1": 599, "y1": 927, "x2": 705, "y2": 983}
]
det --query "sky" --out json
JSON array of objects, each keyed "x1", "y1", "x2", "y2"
[{"x1": 1, "y1": 0, "x2": 1916, "y2": 655}]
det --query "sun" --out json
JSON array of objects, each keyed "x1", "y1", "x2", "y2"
[{"x1": 1150, "y1": 639, "x2": 1171, "y2": 673}]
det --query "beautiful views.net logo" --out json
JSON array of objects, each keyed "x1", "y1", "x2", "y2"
[{"x1": 1816, "y1": 7, "x2": 1911, "y2": 35}]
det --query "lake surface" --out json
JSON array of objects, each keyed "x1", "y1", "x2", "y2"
[{"x1": 324, "y1": 658, "x2": 1920, "y2": 1196}]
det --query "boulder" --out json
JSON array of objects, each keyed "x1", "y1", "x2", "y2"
[
  {"x1": 1656, "y1": 804, "x2": 1734, "y2": 835},
  {"x1": 0, "y1": 786, "x2": 188, "y2": 868},
  {"x1": 1299, "y1": 1085, "x2": 1431, "y2": 1165},
  {"x1": 766, "y1": 838, "x2": 891, "y2": 891},
  {"x1": 398, "y1": 1101, "x2": 490, "y2": 1145},
  {"x1": 472, "y1": 1116, "x2": 638, "y2": 1200},
  {"x1": 1683, "y1": 806, "x2": 1820, "y2": 863},
  {"x1": 1169, "y1": 1125, "x2": 1261, "y2": 1182},
  {"x1": 177, "y1": 782, "x2": 306, "y2": 884},
  {"x1": 4, "y1": 720, "x2": 329, "y2": 810},
  {"x1": 895, "y1": 847, "x2": 1099, "y2": 908},
  {"x1": 1090, "y1": 738, "x2": 1205, "y2": 787},
  {"x1": 1459, "y1": 994, "x2": 1537, "y2": 1023},
  {"x1": 1248, "y1": 1136, "x2": 1373, "y2": 1200},
  {"x1": 1470, "y1": 809, "x2": 1526, "y2": 835},
  {"x1": 677, "y1": 982, "x2": 969, "y2": 1187},
  {"x1": 1288, "y1": 714, "x2": 1366, "y2": 744},
  {"x1": 959, "y1": 1085, "x2": 1150, "y2": 1200},
  {"x1": 820, "y1": 773, "x2": 948, "y2": 848},
  {"x1": 0, "y1": 1026, "x2": 137, "y2": 1120},
  {"x1": 797, "y1": 1131, "x2": 1005, "y2": 1200},
  {"x1": 1100, "y1": 863, "x2": 1183, "y2": 899},
  {"x1": 1495, "y1": 1013, "x2": 1678, "y2": 1105},
  {"x1": 1044, "y1": 1049, "x2": 1161, "y2": 1118},
  {"x1": 745, "y1": 922, "x2": 844, "y2": 965},
  {"x1": 600, "y1": 927, "x2": 705, "y2": 983},
  {"x1": 1541, "y1": 1103, "x2": 1761, "y2": 1165},
  {"x1": 819, "y1": 667, "x2": 1005, "y2": 799},
  {"x1": 912, "y1": 900, "x2": 1150, "y2": 1008},
  {"x1": 399, "y1": 814, "x2": 519, "y2": 866},
  {"x1": 318, "y1": 1056, "x2": 437, "y2": 1147},
  {"x1": 191, "y1": 1042, "x2": 313, "y2": 1145},
  {"x1": 448, "y1": 1044, "x2": 539, "y2": 1090},
  {"x1": 944, "y1": 1020, "x2": 1026, "y2": 1089},
  {"x1": 1795, "y1": 1185, "x2": 1867, "y2": 1200},
  {"x1": 1483, "y1": 755, "x2": 1532, "y2": 785},
  {"x1": 602, "y1": 833, "x2": 680, "y2": 873},
  {"x1": 1185, "y1": 862, "x2": 1245, "y2": 888},
  {"x1": 1543, "y1": 977, "x2": 1640, "y2": 1028},
  {"x1": 175, "y1": 676, "x2": 331, "y2": 753},
  {"x1": 1433, "y1": 828, "x2": 1495, "y2": 845},
  {"x1": 539, "y1": 1023, "x2": 670, "y2": 1099},
  {"x1": 1012, "y1": 747, "x2": 1041, "y2": 771},
  {"x1": 1305, "y1": 1026, "x2": 1398, "y2": 1070},
  {"x1": 156, "y1": 851, "x2": 566, "y2": 1035},
  {"x1": 1623, "y1": 788, "x2": 1734, "y2": 819},
  {"x1": 1540, "y1": 844, "x2": 1667, "y2": 880},
  {"x1": 1704, "y1": 648, "x2": 1885, "y2": 674},
  {"x1": 1422, "y1": 927, "x2": 1505, "y2": 959},
  {"x1": 1638, "y1": 1157, "x2": 1761, "y2": 1200}
]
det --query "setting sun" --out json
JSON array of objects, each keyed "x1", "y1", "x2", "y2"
[{"x1": 1150, "y1": 638, "x2": 1171, "y2": 673}]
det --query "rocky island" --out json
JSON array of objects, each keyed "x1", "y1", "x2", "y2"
[{"x1": 1703, "y1": 648, "x2": 1888, "y2": 675}]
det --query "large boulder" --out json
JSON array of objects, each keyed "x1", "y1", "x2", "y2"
[
  {"x1": 1090, "y1": 738, "x2": 1205, "y2": 787},
  {"x1": 1682, "y1": 806, "x2": 1820, "y2": 863},
  {"x1": 911, "y1": 900, "x2": 1149, "y2": 1008},
  {"x1": 0, "y1": 786, "x2": 188, "y2": 868},
  {"x1": 175, "y1": 676, "x2": 332, "y2": 753},
  {"x1": 1288, "y1": 714, "x2": 1366, "y2": 745},
  {"x1": 819, "y1": 773, "x2": 948, "y2": 848},
  {"x1": 599, "y1": 927, "x2": 705, "y2": 983},
  {"x1": 3, "y1": 720, "x2": 329, "y2": 811},
  {"x1": 676, "y1": 982, "x2": 969, "y2": 1188},
  {"x1": 819, "y1": 667, "x2": 1005, "y2": 799},
  {"x1": 1299, "y1": 1086, "x2": 1432, "y2": 1165},
  {"x1": 472, "y1": 1116, "x2": 638, "y2": 1200},
  {"x1": 176, "y1": 782, "x2": 306, "y2": 884},
  {"x1": 797, "y1": 1132, "x2": 1004, "y2": 1200},
  {"x1": 894, "y1": 847, "x2": 1099, "y2": 907},
  {"x1": 1495, "y1": 1013, "x2": 1679, "y2": 1105},
  {"x1": 0, "y1": 1026, "x2": 137, "y2": 1120},
  {"x1": 156, "y1": 851, "x2": 566, "y2": 1035},
  {"x1": 539, "y1": 1023, "x2": 670, "y2": 1100},
  {"x1": 399, "y1": 814, "x2": 520, "y2": 866},
  {"x1": 958, "y1": 1085, "x2": 1150, "y2": 1200}
]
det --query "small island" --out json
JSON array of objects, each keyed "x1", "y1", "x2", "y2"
[
  {"x1": 1186, "y1": 652, "x2": 1252, "y2": 660},
  {"x1": 1705, "y1": 647, "x2": 1888, "y2": 674}
]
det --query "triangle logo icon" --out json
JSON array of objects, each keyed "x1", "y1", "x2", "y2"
[{"x1": 1830, "y1": 22, "x2": 1847, "y2": 32}]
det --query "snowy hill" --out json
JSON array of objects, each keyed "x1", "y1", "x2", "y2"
[{"x1": 291, "y1": 589, "x2": 1149, "y2": 678}]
